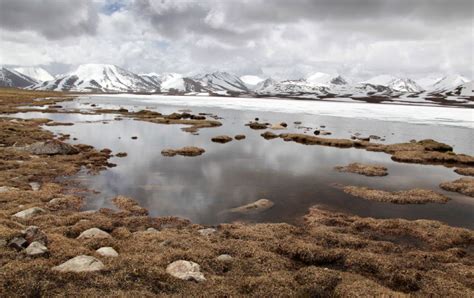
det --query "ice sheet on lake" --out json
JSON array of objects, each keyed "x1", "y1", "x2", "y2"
[{"x1": 92, "y1": 94, "x2": 474, "y2": 129}]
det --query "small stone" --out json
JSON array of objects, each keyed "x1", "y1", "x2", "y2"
[
  {"x1": 198, "y1": 228, "x2": 216, "y2": 236},
  {"x1": 314, "y1": 130, "x2": 320, "y2": 135},
  {"x1": 216, "y1": 254, "x2": 233, "y2": 262},
  {"x1": 25, "y1": 241, "x2": 48, "y2": 256},
  {"x1": 29, "y1": 182, "x2": 41, "y2": 191},
  {"x1": 8, "y1": 237, "x2": 28, "y2": 250},
  {"x1": 261, "y1": 131, "x2": 278, "y2": 140},
  {"x1": 146, "y1": 227, "x2": 159, "y2": 233},
  {"x1": 77, "y1": 228, "x2": 112, "y2": 240},
  {"x1": 13, "y1": 207, "x2": 46, "y2": 219},
  {"x1": 131, "y1": 136, "x2": 138, "y2": 140},
  {"x1": 96, "y1": 247, "x2": 118, "y2": 257},
  {"x1": 234, "y1": 134, "x2": 246, "y2": 140},
  {"x1": 166, "y1": 260, "x2": 206, "y2": 282},
  {"x1": 52, "y1": 255, "x2": 105, "y2": 273},
  {"x1": 23, "y1": 225, "x2": 48, "y2": 245}
]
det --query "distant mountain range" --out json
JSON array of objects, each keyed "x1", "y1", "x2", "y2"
[{"x1": 0, "y1": 64, "x2": 471, "y2": 101}]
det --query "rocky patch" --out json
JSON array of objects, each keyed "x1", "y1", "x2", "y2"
[
  {"x1": 161, "y1": 146, "x2": 205, "y2": 157},
  {"x1": 211, "y1": 135, "x2": 233, "y2": 143}
]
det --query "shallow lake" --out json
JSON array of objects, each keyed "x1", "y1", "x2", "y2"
[{"x1": 11, "y1": 95, "x2": 474, "y2": 228}]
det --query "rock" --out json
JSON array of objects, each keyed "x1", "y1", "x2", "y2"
[
  {"x1": 280, "y1": 122, "x2": 288, "y2": 127},
  {"x1": 229, "y1": 199, "x2": 274, "y2": 214},
  {"x1": 211, "y1": 135, "x2": 233, "y2": 143},
  {"x1": 29, "y1": 182, "x2": 40, "y2": 191},
  {"x1": 25, "y1": 241, "x2": 48, "y2": 256},
  {"x1": 314, "y1": 130, "x2": 320, "y2": 135},
  {"x1": 131, "y1": 136, "x2": 138, "y2": 140},
  {"x1": 23, "y1": 226, "x2": 48, "y2": 245},
  {"x1": 8, "y1": 237, "x2": 28, "y2": 250},
  {"x1": 216, "y1": 254, "x2": 233, "y2": 262},
  {"x1": 115, "y1": 152, "x2": 127, "y2": 157},
  {"x1": 234, "y1": 134, "x2": 246, "y2": 140},
  {"x1": 320, "y1": 131, "x2": 332, "y2": 135},
  {"x1": 77, "y1": 228, "x2": 112, "y2": 240},
  {"x1": 161, "y1": 146, "x2": 205, "y2": 157},
  {"x1": 261, "y1": 131, "x2": 278, "y2": 140},
  {"x1": 52, "y1": 255, "x2": 105, "y2": 273},
  {"x1": 335, "y1": 163, "x2": 388, "y2": 177},
  {"x1": 146, "y1": 227, "x2": 159, "y2": 233},
  {"x1": 13, "y1": 207, "x2": 46, "y2": 219},
  {"x1": 96, "y1": 247, "x2": 118, "y2": 257},
  {"x1": 294, "y1": 121, "x2": 302, "y2": 125},
  {"x1": 198, "y1": 228, "x2": 216, "y2": 236},
  {"x1": 166, "y1": 260, "x2": 206, "y2": 282},
  {"x1": 24, "y1": 140, "x2": 79, "y2": 155},
  {"x1": 440, "y1": 178, "x2": 474, "y2": 197}
]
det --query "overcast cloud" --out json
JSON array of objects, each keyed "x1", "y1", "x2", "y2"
[{"x1": 0, "y1": 0, "x2": 472, "y2": 80}]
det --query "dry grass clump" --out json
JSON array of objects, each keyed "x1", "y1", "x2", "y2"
[
  {"x1": 280, "y1": 133, "x2": 354, "y2": 148},
  {"x1": 335, "y1": 162, "x2": 388, "y2": 176},
  {"x1": 454, "y1": 167, "x2": 474, "y2": 176},
  {"x1": 161, "y1": 146, "x2": 205, "y2": 157},
  {"x1": 211, "y1": 135, "x2": 233, "y2": 143},
  {"x1": 341, "y1": 186, "x2": 450, "y2": 204},
  {"x1": 440, "y1": 178, "x2": 474, "y2": 197}
]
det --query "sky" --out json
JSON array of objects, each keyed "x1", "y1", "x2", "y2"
[{"x1": 0, "y1": 0, "x2": 472, "y2": 80}]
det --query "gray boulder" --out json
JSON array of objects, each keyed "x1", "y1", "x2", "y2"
[{"x1": 52, "y1": 255, "x2": 105, "y2": 273}]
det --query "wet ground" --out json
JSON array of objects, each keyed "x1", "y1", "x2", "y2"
[{"x1": 10, "y1": 95, "x2": 474, "y2": 227}]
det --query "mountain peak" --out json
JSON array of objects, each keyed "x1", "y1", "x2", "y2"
[{"x1": 13, "y1": 66, "x2": 54, "y2": 82}]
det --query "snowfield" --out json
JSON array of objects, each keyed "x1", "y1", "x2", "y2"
[{"x1": 91, "y1": 94, "x2": 474, "y2": 129}]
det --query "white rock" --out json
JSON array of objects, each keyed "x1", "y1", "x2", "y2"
[
  {"x1": 146, "y1": 227, "x2": 159, "y2": 233},
  {"x1": 52, "y1": 255, "x2": 105, "y2": 273},
  {"x1": 198, "y1": 228, "x2": 216, "y2": 236},
  {"x1": 25, "y1": 241, "x2": 48, "y2": 256},
  {"x1": 96, "y1": 247, "x2": 118, "y2": 257},
  {"x1": 29, "y1": 182, "x2": 41, "y2": 191},
  {"x1": 216, "y1": 254, "x2": 233, "y2": 262},
  {"x1": 166, "y1": 260, "x2": 206, "y2": 282},
  {"x1": 77, "y1": 228, "x2": 111, "y2": 240},
  {"x1": 13, "y1": 207, "x2": 46, "y2": 219},
  {"x1": 229, "y1": 199, "x2": 274, "y2": 214}
]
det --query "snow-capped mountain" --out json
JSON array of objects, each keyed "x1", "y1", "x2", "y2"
[
  {"x1": 361, "y1": 75, "x2": 424, "y2": 93},
  {"x1": 429, "y1": 75, "x2": 470, "y2": 92},
  {"x1": 31, "y1": 64, "x2": 157, "y2": 92},
  {"x1": 0, "y1": 67, "x2": 37, "y2": 88},
  {"x1": 191, "y1": 72, "x2": 249, "y2": 92},
  {"x1": 256, "y1": 73, "x2": 349, "y2": 95},
  {"x1": 159, "y1": 73, "x2": 186, "y2": 91},
  {"x1": 240, "y1": 75, "x2": 265, "y2": 90},
  {"x1": 14, "y1": 66, "x2": 54, "y2": 82}
]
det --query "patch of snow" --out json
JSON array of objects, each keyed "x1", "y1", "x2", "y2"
[{"x1": 14, "y1": 67, "x2": 54, "y2": 82}]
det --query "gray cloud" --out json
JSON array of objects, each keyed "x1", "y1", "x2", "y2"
[
  {"x1": 0, "y1": 0, "x2": 472, "y2": 79},
  {"x1": 0, "y1": 0, "x2": 99, "y2": 39}
]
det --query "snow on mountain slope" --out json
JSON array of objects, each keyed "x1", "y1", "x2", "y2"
[
  {"x1": 430, "y1": 75, "x2": 470, "y2": 92},
  {"x1": 31, "y1": 64, "x2": 157, "y2": 92},
  {"x1": 240, "y1": 75, "x2": 265, "y2": 90},
  {"x1": 0, "y1": 67, "x2": 37, "y2": 88},
  {"x1": 160, "y1": 73, "x2": 185, "y2": 91},
  {"x1": 191, "y1": 72, "x2": 249, "y2": 92},
  {"x1": 139, "y1": 72, "x2": 161, "y2": 87},
  {"x1": 362, "y1": 75, "x2": 423, "y2": 92},
  {"x1": 256, "y1": 79, "x2": 329, "y2": 95},
  {"x1": 306, "y1": 72, "x2": 348, "y2": 86},
  {"x1": 14, "y1": 67, "x2": 54, "y2": 82}
]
